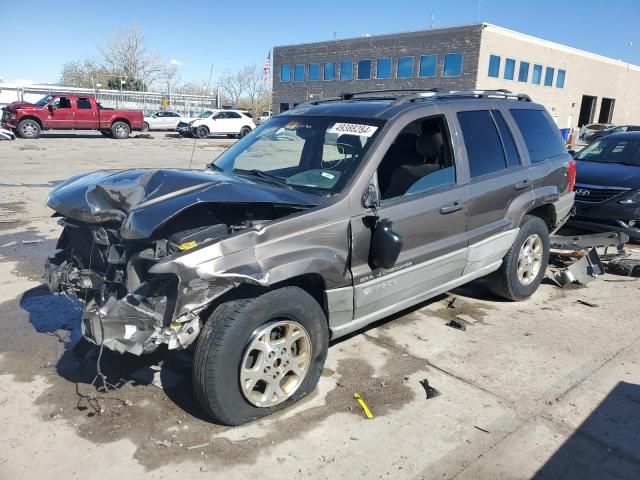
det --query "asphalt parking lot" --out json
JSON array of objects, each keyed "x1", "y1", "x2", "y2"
[{"x1": 0, "y1": 131, "x2": 639, "y2": 480}]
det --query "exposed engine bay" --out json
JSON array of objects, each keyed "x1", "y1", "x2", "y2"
[{"x1": 45, "y1": 168, "x2": 318, "y2": 355}]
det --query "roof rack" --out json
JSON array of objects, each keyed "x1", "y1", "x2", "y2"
[{"x1": 292, "y1": 88, "x2": 531, "y2": 110}]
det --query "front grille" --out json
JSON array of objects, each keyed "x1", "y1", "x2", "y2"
[
  {"x1": 1, "y1": 109, "x2": 10, "y2": 123},
  {"x1": 574, "y1": 185, "x2": 628, "y2": 203},
  {"x1": 177, "y1": 121, "x2": 188, "y2": 128}
]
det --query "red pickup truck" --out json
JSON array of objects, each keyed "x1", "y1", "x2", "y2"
[{"x1": 1, "y1": 94, "x2": 144, "y2": 139}]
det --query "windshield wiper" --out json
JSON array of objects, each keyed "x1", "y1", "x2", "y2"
[{"x1": 234, "y1": 169, "x2": 290, "y2": 187}]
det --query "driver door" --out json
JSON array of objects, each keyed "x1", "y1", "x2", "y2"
[
  {"x1": 47, "y1": 96, "x2": 75, "y2": 129},
  {"x1": 211, "y1": 111, "x2": 233, "y2": 134}
]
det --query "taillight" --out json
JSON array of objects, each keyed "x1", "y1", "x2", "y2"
[{"x1": 567, "y1": 159, "x2": 576, "y2": 192}]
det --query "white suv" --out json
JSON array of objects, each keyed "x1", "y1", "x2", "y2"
[
  {"x1": 178, "y1": 109, "x2": 255, "y2": 139},
  {"x1": 142, "y1": 111, "x2": 189, "y2": 131}
]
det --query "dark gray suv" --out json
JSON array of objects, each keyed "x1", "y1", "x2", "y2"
[{"x1": 45, "y1": 89, "x2": 576, "y2": 425}]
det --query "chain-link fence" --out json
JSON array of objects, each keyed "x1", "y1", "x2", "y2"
[{"x1": 0, "y1": 83, "x2": 217, "y2": 117}]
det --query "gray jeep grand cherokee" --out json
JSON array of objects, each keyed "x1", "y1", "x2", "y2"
[{"x1": 45, "y1": 89, "x2": 576, "y2": 425}]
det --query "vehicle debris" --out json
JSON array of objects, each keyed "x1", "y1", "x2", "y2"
[
  {"x1": 446, "y1": 319, "x2": 467, "y2": 331},
  {"x1": 607, "y1": 258, "x2": 640, "y2": 277},
  {"x1": 474, "y1": 426, "x2": 490, "y2": 434},
  {"x1": 152, "y1": 438, "x2": 173, "y2": 448},
  {"x1": 576, "y1": 299, "x2": 599, "y2": 308},
  {"x1": 419, "y1": 378, "x2": 441, "y2": 399},
  {"x1": 353, "y1": 393, "x2": 374, "y2": 419},
  {"x1": 187, "y1": 442, "x2": 210, "y2": 450},
  {"x1": 448, "y1": 297, "x2": 462, "y2": 309}
]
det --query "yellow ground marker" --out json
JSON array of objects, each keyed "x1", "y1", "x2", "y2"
[{"x1": 353, "y1": 392, "x2": 374, "y2": 419}]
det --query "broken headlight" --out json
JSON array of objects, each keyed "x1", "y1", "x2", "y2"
[{"x1": 618, "y1": 190, "x2": 640, "y2": 205}]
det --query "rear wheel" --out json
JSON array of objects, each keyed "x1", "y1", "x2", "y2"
[
  {"x1": 17, "y1": 119, "x2": 41, "y2": 139},
  {"x1": 486, "y1": 215, "x2": 550, "y2": 301},
  {"x1": 111, "y1": 121, "x2": 130, "y2": 139},
  {"x1": 193, "y1": 286, "x2": 328, "y2": 425},
  {"x1": 141, "y1": 122, "x2": 150, "y2": 132},
  {"x1": 194, "y1": 125, "x2": 209, "y2": 139},
  {"x1": 238, "y1": 126, "x2": 251, "y2": 138}
]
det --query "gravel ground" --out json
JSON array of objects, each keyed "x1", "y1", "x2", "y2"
[{"x1": 0, "y1": 130, "x2": 639, "y2": 480}]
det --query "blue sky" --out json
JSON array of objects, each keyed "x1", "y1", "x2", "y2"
[{"x1": 1, "y1": 0, "x2": 638, "y2": 84}]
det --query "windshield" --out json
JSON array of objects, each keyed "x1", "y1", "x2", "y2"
[
  {"x1": 33, "y1": 95, "x2": 53, "y2": 107},
  {"x1": 198, "y1": 110, "x2": 214, "y2": 118},
  {"x1": 209, "y1": 115, "x2": 385, "y2": 194},
  {"x1": 576, "y1": 137, "x2": 640, "y2": 166}
]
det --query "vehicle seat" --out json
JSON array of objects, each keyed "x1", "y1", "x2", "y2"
[
  {"x1": 377, "y1": 133, "x2": 420, "y2": 194},
  {"x1": 384, "y1": 132, "x2": 443, "y2": 198},
  {"x1": 336, "y1": 134, "x2": 363, "y2": 158}
]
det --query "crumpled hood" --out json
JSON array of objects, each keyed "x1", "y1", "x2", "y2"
[
  {"x1": 576, "y1": 160, "x2": 640, "y2": 190},
  {"x1": 3, "y1": 101, "x2": 39, "y2": 111},
  {"x1": 47, "y1": 168, "x2": 319, "y2": 239}
]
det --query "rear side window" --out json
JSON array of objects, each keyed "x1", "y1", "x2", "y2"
[
  {"x1": 492, "y1": 110, "x2": 521, "y2": 168},
  {"x1": 510, "y1": 109, "x2": 565, "y2": 163},
  {"x1": 457, "y1": 110, "x2": 507, "y2": 178},
  {"x1": 76, "y1": 98, "x2": 92, "y2": 109}
]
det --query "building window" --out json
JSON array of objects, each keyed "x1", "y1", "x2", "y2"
[
  {"x1": 443, "y1": 53, "x2": 463, "y2": 77},
  {"x1": 556, "y1": 69, "x2": 566, "y2": 88},
  {"x1": 308, "y1": 63, "x2": 320, "y2": 81},
  {"x1": 294, "y1": 64, "x2": 305, "y2": 81},
  {"x1": 377, "y1": 58, "x2": 392, "y2": 79},
  {"x1": 488, "y1": 55, "x2": 500, "y2": 78},
  {"x1": 504, "y1": 58, "x2": 515, "y2": 80},
  {"x1": 419, "y1": 54, "x2": 437, "y2": 77},
  {"x1": 544, "y1": 67, "x2": 554, "y2": 86},
  {"x1": 280, "y1": 65, "x2": 291, "y2": 82},
  {"x1": 397, "y1": 56, "x2": 414, "y2": 78},
  {"x1": 518, "y1": 61, "x2": 529, "y2": 82},
  {"x1": 279, "y1": 103, "x2": 289, "y2": 112},
  {"x1": 324, "y1": 62, "x2": 335, "y2": 81},
  {"x1": 357, "y1": 59, "x2": 372, "y2": 80},
  {"x1": 532, "y1": 64, "x2": 542, "y2": 85},
  {"x1": 340, "y1": 60, "x2": 353, "y2": 80}
]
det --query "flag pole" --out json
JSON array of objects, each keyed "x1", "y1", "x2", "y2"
[{"x1": 268, "y1": 49, "x2": 272, "y2": 117}]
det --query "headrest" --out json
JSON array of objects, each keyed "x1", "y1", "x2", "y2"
[
  {"x1": 416, "y1": 132, "x2": 443, "y2": 158},
  {"x1": 336, "y1": 134, "x2": 363, "y2": 156},
  {"x1": 394, "y1": 133, "x2": 418, "y2": 151}
]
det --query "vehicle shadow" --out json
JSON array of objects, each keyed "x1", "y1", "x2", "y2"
[
  {"x1": 19, "y1": 284, "x2": 210, "y2": 421},
  {"x1": 534, "y1": 381, "x2": 640, "y2": 479},
  {"x1": 38, "y1": 133, "x2": 106, "y2": 139}
]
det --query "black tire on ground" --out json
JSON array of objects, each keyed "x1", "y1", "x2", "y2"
[
  {"x1": 111, "y1": 121, "x2": 130, "y2": 139},
  {"x1": 238, "y1": 126, "x2": 251, "y2": 138},
  {"x1": 99, "y1": 129, "x2": 112, "y2": 137},
  {"x1": 193, "y1": 286, "x2": 329, "y2": 426},
  {"x1": 486, "y1": 215, "x2": 550, "y2": 301},
  {"x1": 142, "y1": 122, "x2": 150, "y2": 132},
  {"x1": 194, "y1": 125, "x2": 209, "y2": 139},
  {"x1": 17, "y1": 118, "x2": 41, "y2": 139}
]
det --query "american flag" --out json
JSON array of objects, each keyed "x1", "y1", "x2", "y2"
[{"x1": 263, "y1": 51, "x2": 271, "y2": 77}]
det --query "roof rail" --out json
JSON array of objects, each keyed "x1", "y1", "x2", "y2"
[{"x1": 388, "y1": 89, "x2": 531, "y2": 107}]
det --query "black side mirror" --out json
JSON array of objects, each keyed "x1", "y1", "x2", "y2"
[
  {"x1": 370, "y1": 218, "x2": 403, "y2": 269},
  {"x1": 47, "y1": 104, "x2": 55, "y2": 111}
]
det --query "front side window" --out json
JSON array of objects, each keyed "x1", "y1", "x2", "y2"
[
  {"x1": 376, "y1": 58, "x2": 391, "y2": 79},
  {"x1": 419, "y1": 54, "x2": 437, "y2": 77},
  {"x1": 357, "y1": 59, "x2": 371, "y2": 79},
  {"x1": 52, "y1": 97, "x2": 72, "y2": 109},
  {"x1": 280, "y1": 65, "x2": 291, "y2": 82},
  {"x1": 556, "y1": 69, "x2": 566, "y2": 88},
  {"x1": 397, "y1": 56, "x2": 414, "y2": 78},
  {"x1": 443, "y1": 53, "x2": 463, "y2": 76},
  {"x1": 504, "y1": 58, "x2": 515, "y2": 80},
  {"x1": 376, "y1": 115, "x2": 455, "y2": 200},
  {"x1": 457, "y1": 110, "x2": 508, "y2": 178},
  {"x1": 532, "y1": 64, "x2": 542, "y2": 85},
  {"x1": 76, "y1": 98, "x2": 92, "y2": 109},
  {"x1": 544, "y1": 67, "x2": 554, "y2": 86},
  {"x1": 294, "y1": 64, "x2": 305, "y2": 81},
  {"x1": 518, "y1": 61, "x2": 530, "y2": 82},
  {"x1": 308, "y1": 63, "x2": 320, "y2": 81},
  {"x1": 340, "y1": 60, "x2": 353, "y2": 80},
  {"x1": 211, "y1": 116, "x2": 384, "y2": 195},
  {"x1": 510, "y1": 109, "x2": 566, "y2": 163},
  {"x1": 488, "y1": 55, "x2": 500, "y2": 78},
  {"x1": 324, "y1": 62, "x2": 335, "y2": 81}
]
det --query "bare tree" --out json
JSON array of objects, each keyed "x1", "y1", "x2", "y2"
[
  {"x1": 217, "y1": 70, "x2": 248, "y2": 106},
  {"x1": 59, "y1": 59, "x2": 109, "y2": 88},
  {"x1": 99, "y1": 25, "x2": 164, "y2": 90},
  {"x1": 242, "y1": 65, "x2": 271, "y2": 114}
]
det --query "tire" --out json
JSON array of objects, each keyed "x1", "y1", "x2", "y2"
[
  {"x1": 142, "y1": 122, "x2": 150, "y2": 132},
  {"x1": 111, "y1": 121, "x2": 130, "y2": 139},
  {"x1": 238, "y1": 126, "x2": 251, "y2": 138},
  {"x1": 486, "y1": 215, "x2": 550, "y2": 301},
  {"x1": 99, "y1": 129, "x2": 112, "y2": 137},
  {"x1": 194, "y1": 125, "x2": 209, "y2": 139},
  {"x1": 193, "y1": 286, "x2": 329, "y2": 425},
  {"x1": 17, "y1": 118, "x2": 41, "y2": 139}
]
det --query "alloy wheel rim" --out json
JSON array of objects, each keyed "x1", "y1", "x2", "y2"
[
  {"x1": 115, "y1": 124, "x2": 127, "y2": 136},
  {"x1": 517, "y1": 234, "x2": 543, "y2": 285},
  {"x1": 240, "y1": 320, "x2": 312, "y2": 408},
  {"x1": 22, "y1": 121, "x2": 36, "y2": 137}
]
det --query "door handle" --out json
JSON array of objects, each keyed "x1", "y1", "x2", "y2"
[
  {"x1": 440, "y1": 201, "x2": 464, "y2": 214},
  {"x1": 515, "y1": 179, "x2": 530, "y2": 190}
]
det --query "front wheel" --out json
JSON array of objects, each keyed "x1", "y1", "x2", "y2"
[
  {"x1": 193, "y1": 286, "x2": 328, "y2": 425},
  {"x1": 111, "y1": 121, "x2": 130, "y2": 139},
  {"x1": 17, "y1": 119, "x2": 41, "y2": 139},
  {"x1": 486, "y1": 215, "x2": 550, "y2": 301},
  {"x1": 194, "y1": 125, "x2": 209, "y2": 139}
]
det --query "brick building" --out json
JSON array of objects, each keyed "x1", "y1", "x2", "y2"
[{"x1": 272, "y1": 23, "x2": 640, "y2": 130}]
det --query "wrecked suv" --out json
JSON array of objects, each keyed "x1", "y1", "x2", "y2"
[{"x1": 45, "y1": 89, "x2": 576, "y2": 425}]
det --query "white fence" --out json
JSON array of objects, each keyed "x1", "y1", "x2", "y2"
[{"x1": 0, "y1": 83, "x2": 218, "y2": 117}]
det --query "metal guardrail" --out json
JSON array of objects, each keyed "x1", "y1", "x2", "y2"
[{"x1": 0, "y1": 83, "x2": 218, "y2": 117}]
